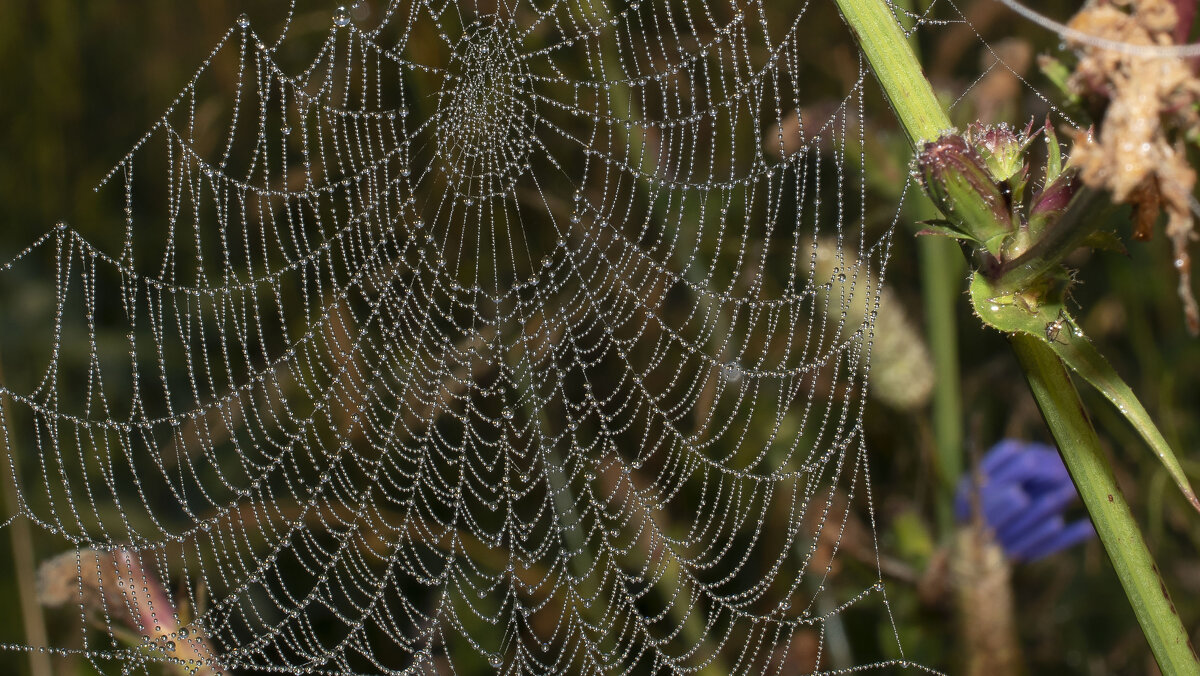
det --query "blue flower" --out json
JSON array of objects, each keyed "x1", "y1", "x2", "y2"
[{"x1": 956, "y1": 440, "x2": 1095, "y2": 562}]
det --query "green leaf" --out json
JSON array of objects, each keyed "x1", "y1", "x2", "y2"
[
  {"x1": 1010, "y1": 333, "x2": 1200, "y2": 675},
  {"x1": 1036, "y1": 55, "x2": 1083, "y2": 111},
  {"x1": 1081, "y1": 230, "x2": 1128, "y2": 255},
  {"x1": 1044, "y1": 118, "x2": 1063, "y2": 186},
  {"x1": 970, "y1": 272, "x2": 1200, "y2": 512},
  {"x1": 916, "y1": 221, "x2": 976, "y2": 241}
]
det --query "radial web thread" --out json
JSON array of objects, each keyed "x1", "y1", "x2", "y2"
[{"x1": 0, "y1": 0, "x2": 979, "y2": 673}]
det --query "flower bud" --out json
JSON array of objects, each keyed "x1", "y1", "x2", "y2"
[
  {"x1": 1028, "y1": 172, "x2": 1079, "y2": 236},
  {"x1": 966, "y1": 122, "x2": 1031, "y2": 184},
  {"x1": 917, "y1": 134, "x2": 1016, "y2": 257}
]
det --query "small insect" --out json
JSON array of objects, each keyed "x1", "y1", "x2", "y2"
[{"x1": 1044, "y1": 309, "x2": 1075, "y2": 344}]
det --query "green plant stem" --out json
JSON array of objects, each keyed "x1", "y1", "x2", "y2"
[
  {"x1": 919, "y1": 234, "x2": 965, "y2": 531},
  {"x1": 892, "y1": 0, "x2": 966, "y2": 536},
  {"x1": 834, "y1": 0, "x2": 949, "y2": 144},
  {"x1": 834, "y1": 0, "x2": 1200, "y2": 669},
  {"x1": 1010, "y1": 334, "x2": 1199, "y2": 674}
]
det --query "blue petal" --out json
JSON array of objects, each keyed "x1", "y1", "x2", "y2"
[
  {"x1": 1014, "y1": 519, "x2": 1095, "y2": 561},
  {"x1": 956, "y1": 440, "x2": 1075, "y2": 526},
  {"x1": 979, "y1": 483, "x2": 1032, "y2": 531},
  {"x1": 980, "y1": 440, "x2": 1028, "y2": 476},
  {"x1": 990, "y1": 448, "x2": 1063, "y2": 486},
  {"x1": 1003, "y1": 515, "x2": 1067, "y2": 560},
  {"x1": 995, "y1": 482, "x2": 1077, "y2": 546},
  {"x1": 956, "y1": 441, "x2": 1029, "y2": 521},
  {"x1": 1020, "y1": 450, "x2": 1071, "y2": 494}
]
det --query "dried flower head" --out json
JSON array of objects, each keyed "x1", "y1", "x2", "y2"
[{"x1": 1066, "y1": 0, "x2": 1200, "y2": 333}]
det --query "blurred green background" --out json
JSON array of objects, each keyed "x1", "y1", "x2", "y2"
[{"x1": 0, "y1": 0, "x2": 1198, "y2": 673}]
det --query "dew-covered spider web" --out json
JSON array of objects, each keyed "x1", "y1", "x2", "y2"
[{"x1": 0, "y1": 0, "x2": 1057, "y2": 673}]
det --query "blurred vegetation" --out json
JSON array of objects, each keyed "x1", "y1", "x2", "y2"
[{"x1": 0, "y1": 0, "x2": 1198, "y2": 674}]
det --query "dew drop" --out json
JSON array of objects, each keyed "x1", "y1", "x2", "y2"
[
  {"x1": 237, "y1": 13, "x2": 250, "y2": 29},
  {"x1": 723, "y1": 361, "x2": 742, "y2": 382},
  {"x1": 333, "y1": 6, "x2": 351, "y2": 27},
  {"x1": 488, "y1": 652, "x2": 503, "y2": 667}
]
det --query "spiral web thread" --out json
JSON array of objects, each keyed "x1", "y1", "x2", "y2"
[{"x1": 0, "y1": 0, "x2": 1027, "y2": 673}]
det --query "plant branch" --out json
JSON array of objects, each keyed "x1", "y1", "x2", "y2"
[{"x1": 0, "y1": 355, "x2": 52, "y2": 676}]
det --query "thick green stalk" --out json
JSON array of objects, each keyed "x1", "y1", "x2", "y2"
[
  {"x1": 1011, "y1": 334, "x2": 1198, "y2": 674},
  {"x1": 834, "y1": 0, "x2": 950, "y2": 143},
  {"x1": 834, "y1": 0, "x2": 1200, "y2": 670}
]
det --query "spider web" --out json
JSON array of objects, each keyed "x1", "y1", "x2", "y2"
[{"x1": 0, "y1": 0, "x2": 1029, "y2": 673}]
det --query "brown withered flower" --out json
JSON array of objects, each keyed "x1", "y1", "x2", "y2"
[{"x1": 1066, "y1": 0, "x2": 1200, "y2": 333}]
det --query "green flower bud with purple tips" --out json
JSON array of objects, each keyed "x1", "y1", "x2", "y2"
[
  {"x1": 918, "y1": 120, "x2": 1086, "y2": 267},
  {"x1": 1028, "y1": 172, "x2": 1079, "y2": 230},
  {"x1": 966, "y1": 121, "x2": 1035, "y2": 185},
  {"x1": 917, "y1": 134, "x2": 1016, "y2": 258},
  {"x1": 1026, "y1": 121, "x2": 1079, "y2": 239}
]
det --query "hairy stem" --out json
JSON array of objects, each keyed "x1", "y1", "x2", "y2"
[{"x1": 833, "y1": 0, "x2": 949, "y2": 143}]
